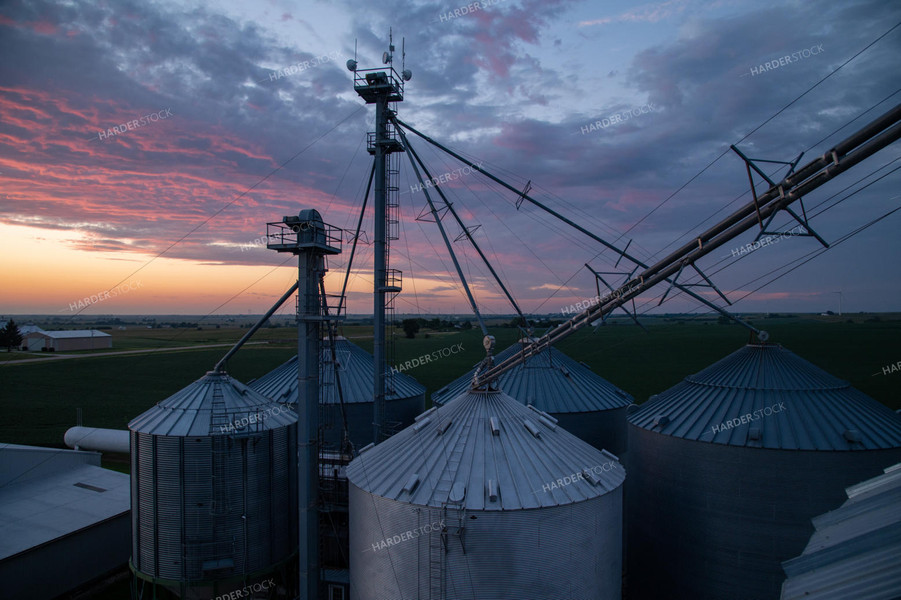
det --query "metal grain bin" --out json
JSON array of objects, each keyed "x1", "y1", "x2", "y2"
[
  {"x1": 432, "y1": 340, "x2": 633, "y2": 456},
  {"x1": 347, "y1": 388, "x2": 626, "y2": 600},
  {"x1": 129, "y1": 370, "x2": 298, "y2": 599},
  {"x1": 251, "y1": 336, "x2": 425, "y2": 452},
  {"x1": 779, "y1": 462, "x2": 901, "y2": 600},
  {"x1": 626, "y1": 343, "x2": 901, "y2": 600}
]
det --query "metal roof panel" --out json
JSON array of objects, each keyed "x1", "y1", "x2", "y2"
[
  {"x1": 432, "y1": 341, "x2": 633, "y2": 413},
  {"x1": 780, "y1": 462, "x2": 901, "y2": 600},
  {"x1": 628, "y1": 344, "x2": 901, "y2": 450},
  {"x1": 250, "y1": 337, "x2": 425, "y2": 404},
  {"x1": 347, "y1": 389, "x2": 625, "y2": 511},
  {"x1": 128, "y1": 370, "x2": 297, "y2": 436},
  {"x1": 0, "y1": 449, "x2": 129, "y2": 561}
]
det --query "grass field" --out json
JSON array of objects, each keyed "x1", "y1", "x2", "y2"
[{"x1": 1, "y1": 314, "x2": 899, "y2": 453}]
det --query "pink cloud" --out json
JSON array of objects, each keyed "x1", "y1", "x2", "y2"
[{"x1": 579, "y1": 0, "x2": 687, "y2": 27}]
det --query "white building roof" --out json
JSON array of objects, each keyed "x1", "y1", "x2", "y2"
[
  {"x1": 25, "y1": 329, "x2": 111, "y2": 339},
  {"x1": 0, "y1": 444, "x2": 130, "y2": 561}
]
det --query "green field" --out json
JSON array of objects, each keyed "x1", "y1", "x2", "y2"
[{"x1": 1, "y1": 315, "x2": 899, "y2": 454}]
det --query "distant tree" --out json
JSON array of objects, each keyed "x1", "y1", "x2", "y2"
[
  {"x1": 460, "y1": 320, "x2": 473, "y2": 330},
  {"x1": 402, "y1": 319, "x2": 420, "y2": 339},
  {"x1": 1, "y1": 320, "x2": 24, "y2": 352},
  {"x1": 507, "y1": 317, "x2": 527, "y2": 328}
]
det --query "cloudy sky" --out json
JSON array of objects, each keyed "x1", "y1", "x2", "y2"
[{"x1": 1, "y1": 0, "x2": 899, "y2": 319}]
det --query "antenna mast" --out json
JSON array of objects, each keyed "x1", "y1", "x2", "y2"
[{"x1": 348, "y1": 33, "x2": 411, "y2": 443}]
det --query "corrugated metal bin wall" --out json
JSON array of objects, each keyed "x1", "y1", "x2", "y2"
[
  {"x1": 349, "y1": 484, "x2": 622, "y2": 600},
  {"x1": 131, "y1": 426, "x2": 298, "y2": 581},
  {"x1": 627, "y1": 430, "x2": 901, "y2": 599}
]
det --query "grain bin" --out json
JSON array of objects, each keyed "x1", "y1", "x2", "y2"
[
  {"x1": 251, "y1": 336, "x2": 425, "y2": 452},
  {"x1": 347, "y1": 388, "x2": 625, "y2": 600},
  {"x1": 433, "y1": 339, "x2": 633, "y2": 455},
  {"x1": 626, "y1": 342, "x2": 901, "y2": 600},
  {"x1": 129, "y1": 370, "x2": 298, "y2": 599}
]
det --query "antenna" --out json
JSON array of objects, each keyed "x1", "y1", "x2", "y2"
[
  {"x1": 382, "y1": 28, "x2": 394, "y2": 65},
  {"x1": 402, "y1": 37, "x2": 411, "y2": 81},
  {"x1": 347, "y1": 39, "x2": 358, "y2": 72}
]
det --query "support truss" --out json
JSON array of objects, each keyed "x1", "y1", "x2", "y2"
[{"x1": 730, "y1": 144, "x2": 829, "y2": 248}]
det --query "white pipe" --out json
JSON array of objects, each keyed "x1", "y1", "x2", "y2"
[{"x1": 64, "y1": 426, "x2": 130, "y2": 453}]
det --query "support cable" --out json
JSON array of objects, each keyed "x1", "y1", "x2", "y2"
[
  {"x1": 319, "y1": 276, "x2": 353, "y2": 455},
  {"x1": 214, "y1": 281, "x2": 299, "y2": 372},
  {"x1": 338, "y1": 161, "x2": 375, "y2": 316},
  {"x1": 396, "y1": 118, "x2": 753, "y2": 336},
  {"x1": 398, "y1": 122, "x2": 530, "y2": 330},
  {"x1": 394, "y1": 124, "x2": 490, "y2": 336}
]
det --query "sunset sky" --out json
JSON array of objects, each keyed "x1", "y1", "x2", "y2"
[{"x1": 1, "y1": 0, "x2": 899, "y2": 319}]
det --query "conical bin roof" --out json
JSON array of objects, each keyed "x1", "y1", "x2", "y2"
[
  {"x1": 347, "y1": 388, "x2": 625, "y2": 511},
  {"x1": 129, "y1": 370, "x2": 296, "y2": 437},
  {"x1": 432, "y1": 341, "x2": 632, "y2": 413},
  {"x1": 251, "y1": 337, "x2": 425, "y2": 404},
  {"x1": 628, "y1": 343, "x2": 901, "y2": 450}
]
